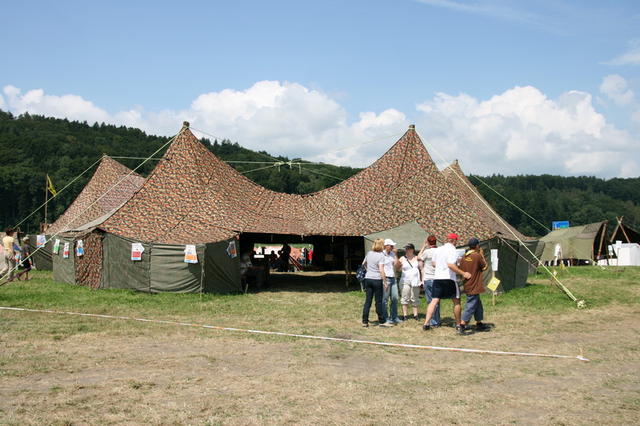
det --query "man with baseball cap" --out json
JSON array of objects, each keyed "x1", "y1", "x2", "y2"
[
  {"x1": 423, "y1": 233, "x2": 471, "y2": 335},
  {"x1": 458, "y1": 237, "x2": 489, "y2": 333},
  {"x1": 381, "y1": 239, "x2": 401, "y2": 325}
]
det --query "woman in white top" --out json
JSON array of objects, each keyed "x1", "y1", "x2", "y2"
[{"x1": 397, "y1": 243, "x2": 423, "y2": 320}]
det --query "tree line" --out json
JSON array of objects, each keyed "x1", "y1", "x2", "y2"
[{"x1": 1, "y1": 110, "x2": 638, "y2": 237}]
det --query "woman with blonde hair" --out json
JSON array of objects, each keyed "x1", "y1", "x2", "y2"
[{"x1": 361, "y1": 238, "x2": 388, "y2": 327}]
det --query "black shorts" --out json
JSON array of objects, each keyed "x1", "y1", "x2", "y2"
[{"x1": 432, "y1": 279, "x2": 460, "y2": 299}]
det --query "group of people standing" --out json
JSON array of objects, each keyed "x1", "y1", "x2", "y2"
[
  {"x1": 0, "y1": 228, "x2": 33, "y2": 282},
  {"x1": 361, "y1": 233, "x2": 489, "y2": 335}
]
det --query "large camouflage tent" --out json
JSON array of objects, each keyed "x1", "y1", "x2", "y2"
[{"x1": 57, "y1": 122, "x2": 531, "y2": 294}]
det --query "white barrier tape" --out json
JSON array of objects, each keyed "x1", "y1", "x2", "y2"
[{"x1": 0, "y1": 306, "x2": 589, "y2": 362}]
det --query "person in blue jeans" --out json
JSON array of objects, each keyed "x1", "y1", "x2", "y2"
[
  {"x1": 361, "y1": 239, "x2": 390, "y2": 327},
  {"x1": 381, "y1": 239, "x2": 402, "y2": 325},
  {"x1": 418, "y1": 235, "x2": 440, "y2": 326}
]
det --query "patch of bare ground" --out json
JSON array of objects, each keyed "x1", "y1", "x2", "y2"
[{"x1": 1, "y1": 302, "x2": 639, "y2": 425}]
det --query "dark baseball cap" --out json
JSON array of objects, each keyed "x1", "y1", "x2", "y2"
[
  {"x1": 404, "y1": 243, "x2": 415, "y2": 251},
  {"x1": 468, "y1": 237, "x2": 480, "y2": 248}
]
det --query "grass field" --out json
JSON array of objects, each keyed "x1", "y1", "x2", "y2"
[{"x1": 1, "y1": 266, "x2": 639, "y2": 425}]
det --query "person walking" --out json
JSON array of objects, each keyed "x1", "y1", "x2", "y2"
[
  {"x1": 1, "y1": 228, "x2": 17, "y2": 282},
  {"x1": 398, "y1": 243, "x2": 422, "y2": 320},
  {"x1": 422, "y1": 233, "x2": 471, "y2": 335},
  {"x1": 458, "y1": 237, "x2": 489, "y2": 332},
  {"x1": 361, "y1": 238, "x2": 389, "y2": 327},
  {"x1": 418, "y1": 235, "x2": 440, "y2": 327},
  {"x1": 382, "y1": 239, "x2": 402, "y2": 325},
  {"x1": 16, "y1": 236, "x2": 33, "y2": 281}
]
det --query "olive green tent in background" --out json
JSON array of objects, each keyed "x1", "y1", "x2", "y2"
[{"x1": 539, "y1": 221, "x2": 607, "y2": 262}]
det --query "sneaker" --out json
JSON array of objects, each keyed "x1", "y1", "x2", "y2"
[
  {"x1": 422, "y1": 324, "x2": 431, "y2": 331},
  {"x1": 413, "y1": 315, "x2": 419, "y2": 321},
  {"x1": 456, "y1": 325, "x2": 466, "y2": 335},
  {"x1": 475, "y1": 322, "x2": 490, "y2": 332},
  {"x1": 400, "y1": 315, "x2": 407, "y2": 321},
  {"x1": 381, "y1": 321, "x2": 394, "y2": 327},
  {"x1": 393, "y1": 317, "x2": 403, "y2": 324},
  {"x1": 362, "y1": 322, "x2": 369, "y2": 328}
]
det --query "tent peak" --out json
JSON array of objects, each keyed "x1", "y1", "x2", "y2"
[
  {"x1": 182, "y1": 121, "x2": 190, "y2": 129},
  {"x1": 408, "y1": 124, "x2": 415, "y2": 130}
]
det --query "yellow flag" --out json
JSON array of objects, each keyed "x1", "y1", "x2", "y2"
[
  {"x1": 487, "y1": 276, "x2": 501, "y2": 292},
  {"x1": 47, "y1": 175, "x2": 57, "y2": 196}
]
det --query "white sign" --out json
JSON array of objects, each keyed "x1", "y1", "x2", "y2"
[
  {"x1": 490, "y1": 249, "x2": 499, "y2": 272},
  {"x1": 36, "y1": 234, "x2": 46, "y2": 247},
  {"x1": 184, "y1": 245, "x2": 198, "y2": 264},
  {"x1": 53, "y1": 239, "x2": 61, "y2": 254},
  {"x1": 76, "y1": 240, "x2": 85, "y2": 257},
  {"x1": 62, "y1": 242, "x2": 70, "y2": 259},
  {"x1": 131, "y1": 243, "x2": 144, "y2": 261}
]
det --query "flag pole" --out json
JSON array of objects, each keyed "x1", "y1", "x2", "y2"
[{"x1": 44, "y1": 174, "x2": 48, "y2": 230}]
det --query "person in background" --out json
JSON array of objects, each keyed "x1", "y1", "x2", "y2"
[
  {"x1": 361, "y1": 238, "x2": 390, "y2": 327},
  {"x1": 398, "y1": 243, "x2": 422, "y2": 320},
  {"x1": 418, "y1": 235, "x2": 440, "y2": 327},
  {"x1": 458, "y1": 237, "x2": 489, "y2": 332},
  {"x1": 278, "y1": 243, "x2": 291, "y2": 272},
  {"x1": 422, "y1": 233, "x2": 471, "y2": 335},
  {"x1": 308, "y1": 248, "x2": 313, "y2": 265},
  {"x1": 1, "y1": 228, "x2": 17, "y2": 282},
  {"x1": 16, "y1": 236, "x2": 33, "y2": 281},
  {"x1": 382, "y1": 239, "x2": 402, "y2": 325}
]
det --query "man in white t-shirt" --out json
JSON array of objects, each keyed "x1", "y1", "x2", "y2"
[
  {"x1": 423, "y1": 233, "x2": 471, "y2": 335},
  {"x1": 418, "y1": 235, "x2": 440, "y2": 326}
]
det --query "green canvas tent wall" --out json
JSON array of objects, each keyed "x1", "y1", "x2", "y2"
[
  {"x1": 99, "y1": 233, "x2": 241, "y2": 294},
  {"x1": 539, "y1": 221, "x2": 607, "y2": 262}
]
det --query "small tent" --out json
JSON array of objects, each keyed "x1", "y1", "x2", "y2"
[{"x1": 539, "y1": 221, "x2": 608, "y2": 263}]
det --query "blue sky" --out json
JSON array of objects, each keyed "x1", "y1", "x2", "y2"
[{"x1": 1, "y1": 0, "x2": 639, "y2": 177}]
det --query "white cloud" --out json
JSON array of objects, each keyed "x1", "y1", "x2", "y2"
[
  {"x1": 2, "y1": 85, "x2": 110, "y2": 123},
  {"x1": 604, "y1": 40, "x2": 640, "y2": 66},
  {"x1": 1, "y1": 81, "x2": 638, "y2": 177},
  {"x1": 415, "y1": 86, "x2": 639, "y2": 177},
  {"x1": 599, "y1": 74, "x2": 635, "y2": 105}
]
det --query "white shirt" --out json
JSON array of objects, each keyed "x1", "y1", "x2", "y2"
[
  {"x1": 400, "y1": 256, "x2": 421, "y2": 287},
  {"x1": 364, "y1": 251, "x2": 385, "y2": 280},
  {"x1": 419, "y1": 246, "x2": 437, "y2": 280},
  {"x1": 433, "y1": 243, "x2": 459, "y2": 281},
  {"x1": 554, "y1": 243, "x2": 562, "y2": 257},
  {"x1": 382, "y1": 249, "x2": 397, "y2": 278}
]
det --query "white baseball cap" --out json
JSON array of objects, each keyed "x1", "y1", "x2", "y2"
[{"x1": 384, "y1": 239, "x2": 396, "y2": 246}]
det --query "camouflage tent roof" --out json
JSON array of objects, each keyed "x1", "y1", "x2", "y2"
[
  {"x1": 102, "y1": 124, "x2": 524, "y2": 244},
  {"x1": 441, "y1": 160, "x2": 528, "y2": 241},
  {"x1": 47, "y1": 156, "x2": 145, "y2": 235}
]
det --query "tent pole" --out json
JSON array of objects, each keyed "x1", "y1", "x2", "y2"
[
  {"x1": 596, "y1": 222, "x2": 607, "y2": 262},
  {"x1": 619, "y1": 217, "x2": 632, "y2": 244}
]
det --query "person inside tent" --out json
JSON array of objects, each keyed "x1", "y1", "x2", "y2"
[{"x1": 422, "y1": 233, "x2": 471, "y2": 335}]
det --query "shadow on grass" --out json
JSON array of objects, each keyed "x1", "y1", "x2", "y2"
[{"x1": 259, "y1": 272, "x2": 358, "y2": 293}]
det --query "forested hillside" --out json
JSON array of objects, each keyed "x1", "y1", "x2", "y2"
[{"x1": 1, "y1": 110, "x2": 638, "y2": 236}]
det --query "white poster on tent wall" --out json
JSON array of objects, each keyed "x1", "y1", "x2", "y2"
[
  {"x1": 76, "y1": 240, "x2": 85, "y2": 257},
  {"x1": 37, "y1": 234, "x2": 46, "y2": 247},
  {"x1": 62, "y1": 242, "x2": 70, "y2": 259},
  {"x1": 184, "y1": 245, "x2": 198, "y2": 263},
  {"x1": 490, "y1": 249, "x2": 499, "y2": 272},
  {"x1": 53, "y1": 239, "x2": 61, "y2": 254},
  {"x1": 131, "y1": 243, "x2": 144, "y2": 261}
]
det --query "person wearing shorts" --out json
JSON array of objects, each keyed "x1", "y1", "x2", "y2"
[
  {"x1": 423, "y1": 233, "x2": 471, "y2": 335},
  {"x1": 398, "y1": 243, "x2": 422, "y2": 320}
]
